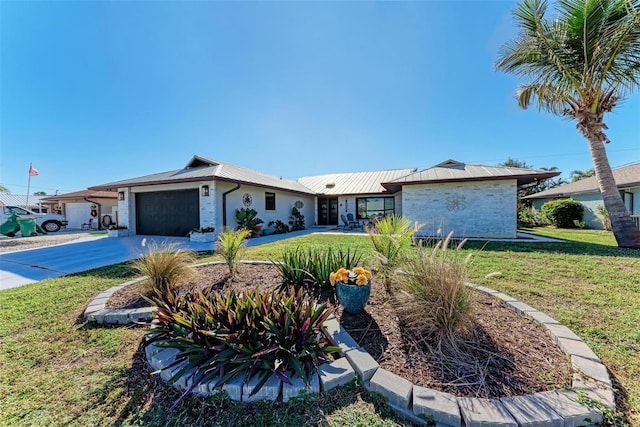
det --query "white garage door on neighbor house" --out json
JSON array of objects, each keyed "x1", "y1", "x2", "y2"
[{"x1": 65, "y1": 203, "x2": 93, "y2": 229}]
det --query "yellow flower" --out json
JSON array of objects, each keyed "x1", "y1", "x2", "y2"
[
  {"x1": 336, "y1": 268, "x2": 349, "y2": 283},
  {"x1": 353, "y1": 267, "x2": 372, "y2": 279},
  {"x1": 330, "y1": 267, "x2": 372, "y2": 286},
  {"x1": 355, "y1": 274, "x2": 369, "y2": 285}
]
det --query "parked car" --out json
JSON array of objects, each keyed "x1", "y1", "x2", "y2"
[{"x1": 0, "y1": 206, "x2": 68, "y2": 232}]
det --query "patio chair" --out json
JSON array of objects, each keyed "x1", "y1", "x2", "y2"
[
  {"x1": 340, "y1": 214, "x2": 354, "y2": 231},
  {"x1": 341, "y1": 214, "x2": 357, "y2": 230},
  {"x1": 81, "y1": 218, "x2": 92, "y2": 230},
  {"x1": 346, "y1": 213, "x2": 360, "y2": 229}
]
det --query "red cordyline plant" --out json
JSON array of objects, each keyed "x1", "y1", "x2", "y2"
[{"x1": 145, "y1": 285, "x2": 339, "y2": 407}]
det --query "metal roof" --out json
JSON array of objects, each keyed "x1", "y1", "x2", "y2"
[
  {"x1": 382, "y1": 159, "x2": 561, "y2": 192},
  {"x1": 0, "y1": 194, "x2": 48, "y2": 207},
  {"x1": 41, "y1": 190, "x2": 117, "y2": 201},
  {"x1": 525, "y1": 162, "x2": 640, "y2": 199},
  {"x1": 89, "y1": 155, "x2": 316, "y2": 195},
  {"x1": 297, "y1": 168, "x2": 417, "y2": 195}
]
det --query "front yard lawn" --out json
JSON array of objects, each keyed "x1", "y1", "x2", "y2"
[{"x1": 0, "y1": 228, "x2": 638, "y2": 425}]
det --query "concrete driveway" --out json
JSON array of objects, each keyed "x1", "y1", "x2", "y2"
[
  {"x1": 0, "y1": 227, "x2": 333, "y2": 291},
  {"x1": 0, "y1": 234, "x2": 216, "y2": 291}
]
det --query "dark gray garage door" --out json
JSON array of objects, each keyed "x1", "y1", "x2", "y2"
[{"x1": 136, "y1": 189, "x2": 199, "y2": 236}]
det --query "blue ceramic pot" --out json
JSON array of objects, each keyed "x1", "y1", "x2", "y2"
[{"x1": 336, "y1": 282, "x2": 371, "y2": 314}]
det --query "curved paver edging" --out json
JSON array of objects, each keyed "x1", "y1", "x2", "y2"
[
  {"x1": 87, "y1": 268, "x2": 614, "y2": 425},
  {"x1": 83, "y1": 261, "x2": 275, "y2": 325}
]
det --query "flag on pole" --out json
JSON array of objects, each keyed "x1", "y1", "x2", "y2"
[{"x1": 29, "y1": 164, "x2": 39, "y2": 176}]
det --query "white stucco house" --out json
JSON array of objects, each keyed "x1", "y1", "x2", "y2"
[
  {"x1": 88, "y1": 155, "x2": 558, "y2": 239},
  {"x1": 525, "y1": 162, "x2": 640, "y2": 230},
  {"x1": 41, "y1": 190, "x2": 118, "y2": 230}
]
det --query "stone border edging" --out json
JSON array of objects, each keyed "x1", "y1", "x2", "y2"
[
  {"x1": 84, "y1": 277, "x2": 156, "y2": 325},
  {"x1": 320, "y1": 283, "x2": 614, "y2": 427},
  {"x1": 86, "y1": 266, "x2": 614, "y2": 425},
  {"x1": 83, "y1": 261, "x2": 275, "y2": 325}
]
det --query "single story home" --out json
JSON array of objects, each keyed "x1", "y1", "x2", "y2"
[
  {"x1": 42, "y1": 190, "x2": 118, "y2": 230},
  {"x1": 89, "y1": 155, "x2": 559, "y2": 239},
  {"x1": 525, "y1": 162, "x2": 640, "y2": 230}
]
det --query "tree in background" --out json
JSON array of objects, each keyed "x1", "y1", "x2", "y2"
[
  {"x1": 496, "y1": 0, "x2": 640, "y2": 248},
  {"x1": 33, "y1": 191, "x2": 47, "y2": 196},
  {"x1": 0, "y1": 185, "x2": 10, "y2": 193},
  {"x1": 570, "y1": 169, "x2": 595, "y2": 182},
  {"x1": 499, "y1": 159, "x2": 567, "y2": 200}
]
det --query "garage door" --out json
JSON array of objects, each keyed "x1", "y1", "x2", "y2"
[
  {"x1": 65, "y1": 203, "x2": 93, "y2": 229},
  {"x1": 135, "y1": 189, "x2": 199, "y2": 236}
]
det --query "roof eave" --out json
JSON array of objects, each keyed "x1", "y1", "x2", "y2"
[
  {"x1": 89, "y1": 176, "x2": 212, "y2": 192},
  {"x1": 90, "y1": 176, "x2": 316, "y2": 196},
  {"x1": 382, "y1": 172, "x2": 560, "y2": 190}
]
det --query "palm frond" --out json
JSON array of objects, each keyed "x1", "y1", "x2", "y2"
[
  {"x1": 497, "y1": 0, "x2": 640, "y2": 115},
  {"x1": 516, "y1": 83, "x2": 576, "y2": 114}
]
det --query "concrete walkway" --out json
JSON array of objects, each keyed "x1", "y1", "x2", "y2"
[{"x1": 0, "y1": 227, "x2": 333, "y2": 291}]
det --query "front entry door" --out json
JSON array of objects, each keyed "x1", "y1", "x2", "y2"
[{"x1": 318, "y1": 198, "x2": 339, "y2": 225}]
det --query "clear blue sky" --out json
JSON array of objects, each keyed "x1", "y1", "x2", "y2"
[{"x1": 1, "y1": 0, "x2": 639, "y2": 196}]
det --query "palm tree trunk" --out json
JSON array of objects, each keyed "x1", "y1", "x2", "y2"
[{"x1": 585, "y1": 131, "x2": 640, "y2": 249}]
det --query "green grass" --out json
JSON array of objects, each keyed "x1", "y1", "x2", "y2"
[{"x1": 1, "y1": 228, "x2": 639, "y2": 425}]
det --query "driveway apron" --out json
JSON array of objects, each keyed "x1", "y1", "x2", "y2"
[{"x1": 0, "y1": 235, "x2": 216, "y2": 291}]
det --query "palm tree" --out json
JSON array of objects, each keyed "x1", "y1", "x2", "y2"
[
  {"x1": 570, "y1": 168, "x2": 595, "y2": 182},
  {"x1": 496, "y1": 0, "x2": 640, "y2": 248},
  {"x1": 0, "y1": 185, "x2": 9, "y2": 193}
]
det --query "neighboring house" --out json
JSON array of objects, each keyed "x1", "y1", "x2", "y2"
[
  {"x1": 525, "y1": 162, "x2": 640, "y2": 230},
  {"x1": 89, "y1": 155, "x2": 558, "y2": 239},
  {"x1": 42, "y1": 190, "x2": 118, "y2": 230},
  {"x1": 0, "y1": 194, "x2": 52, "y2": 213}
]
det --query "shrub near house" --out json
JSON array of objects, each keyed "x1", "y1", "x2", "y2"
[{"x1": 540, "y1": 199, "x2": 584, "y2": 228}]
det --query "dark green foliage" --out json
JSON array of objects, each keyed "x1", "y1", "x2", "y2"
[
  {"x1": 268, "y1": 220, "x2": 289, "y2": 235},
  {"x1": 275, "y1": 246, "x2": 362, "y2": 293},
  {"x1": 235, "y1": 208, "x2": 264, "y2": 237},
  {"x1": 518, "y1": 207, "x2": 548, "y2": 227},
  {"x1": 540, "y1": 199, "x2": 584, "y2": 228},
  {"x1": 145, "y1": 286, "x2": 338, "y2": 406},
  {"x1": 190, "y1": 227, "x2": 215, "y2": 233},
  {"x1": 290, "y1": 207, "x2": 305, "y2": 231}
]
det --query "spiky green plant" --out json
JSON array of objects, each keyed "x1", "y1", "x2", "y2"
[
  {"x1": 395, "y1": 232, "x2": 473, "y2": 342},
  {"x1": 131, "y1": 241, "x2": 196, "y2": 293},
  {"x1": 146, "y1": 286, "x2": 339, "y2": 407},
  {"x1": 367, "y1": 214, "x2": 422, "y2": 294},
  {"x1": 216, "y1": 227, "x2": 250, "y2": 277},
  {"x1": 274, "y1": 246, "x2": 362, "y2": 293}
]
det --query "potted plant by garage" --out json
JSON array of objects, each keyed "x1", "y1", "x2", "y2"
[
  {"x1": 107, "y1": 225, "x2": 129, "y2": 238},
  {"x1": 189, "y1": 227, "x2": 216, "y2": 242},
  {"x1": 330, "y1": 267, "x2": 372, "y2": 314}
]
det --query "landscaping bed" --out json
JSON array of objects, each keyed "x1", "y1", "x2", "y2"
[{"x1": 108, "y1": 262, "x2": 572, "y2": 399}]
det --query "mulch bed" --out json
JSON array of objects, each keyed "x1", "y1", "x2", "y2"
[{"x1": 107, "y1": 262, "x2": 572, "y2": 399}]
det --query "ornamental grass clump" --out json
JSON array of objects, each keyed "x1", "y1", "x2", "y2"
[
  {"x1": 275, "y1": 246, "x2": 362, "y2": 293},
  {"x1": 216, "y1": 227, "x2": 250, "y2": 277},
  {"x1": 395, "y1": 232, "x2": 473, "y2": 342},
  {"x1": 145, "y1": 285, "x2": 338, "y2": 407},
  {"x1": 131, "y1": 241, "x2": 196, "y2": 293}
]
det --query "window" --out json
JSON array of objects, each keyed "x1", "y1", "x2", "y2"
[
  {"x1": 265, "y1": 192, "x2": 276, "y2": 211},
  {"x1": 6, "y1": 207, "x2": 30, "y2": 215},
  {"x1": 356, "y1": 197, "x2": 395, "y2": 219}
]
